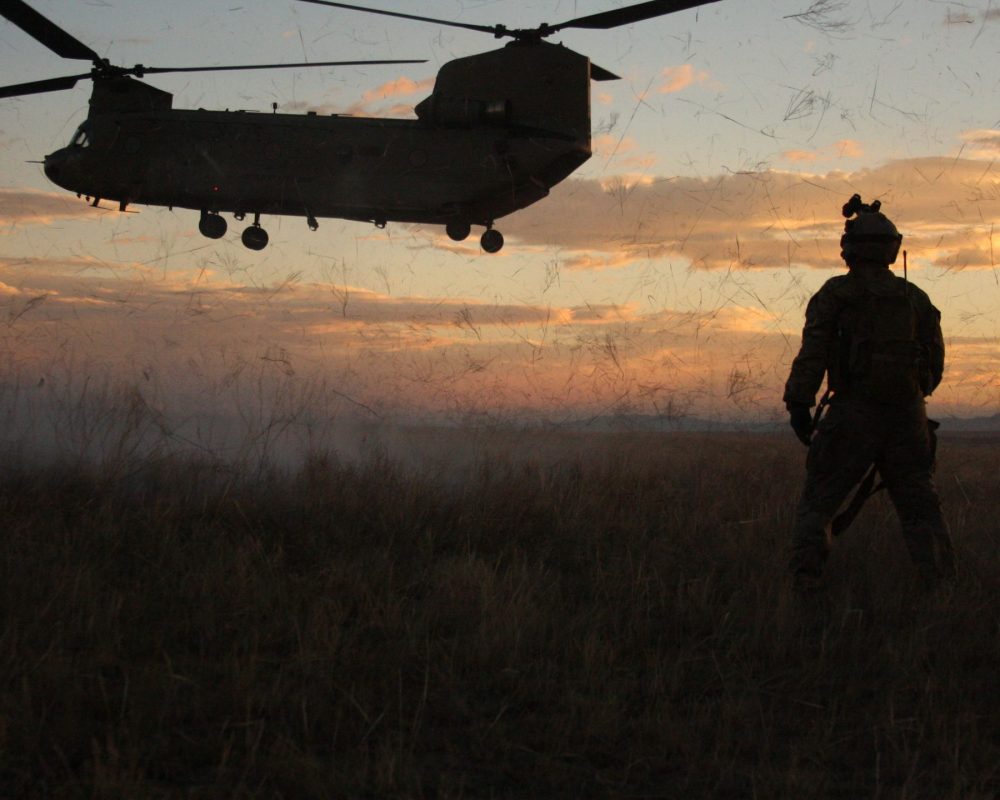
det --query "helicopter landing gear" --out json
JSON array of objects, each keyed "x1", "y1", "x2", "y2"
[
  {"x1": 241, "y1": 214, "x2": 269, "y2": 250},
  {"x1": 446, "y1": 220, "x2": 471, "y2": 242},
  {"x1": 199, "y1": 211, "x2": 227, "y2": 239},
  {"x1": 480, "y1": 227, "x2": 504, "y2": 254}
]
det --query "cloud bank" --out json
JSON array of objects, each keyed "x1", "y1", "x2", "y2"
[
  {"x1": 0, "y1": 251, "x2": 798, "y2": 421},
  {"x1": 0, "y1": 188, "x2": 97, "y2": 226},
  {"x1": 3, "y1": 147, "x2": 997, "y2": 422},
  {"x1": 504, "y1": 154, "x2": 1000, "y2": 272}
]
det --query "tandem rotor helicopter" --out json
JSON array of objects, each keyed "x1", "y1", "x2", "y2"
[{"x1": 1, "y1": 0, "x2": 721, "y2": 252}]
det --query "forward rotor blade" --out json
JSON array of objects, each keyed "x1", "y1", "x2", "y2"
[
  {"x1": 0, "y1": 59, "x2": 426, "y2": 99},
  {"x1": 140, "y1": 59, "x2": 425, "y2": 76},
  {"x1": 550, "y1": 0, "x2": 722, "y2": 33},
  {"x1": 0, "y1": 0, "x2": 100, "y2": 61},
  {"x1": 295, "y1": 0, "x2": 499, "y2": 36},
  {"x1": 0, "y1": 73, "x2": 88, "y2": 98}
]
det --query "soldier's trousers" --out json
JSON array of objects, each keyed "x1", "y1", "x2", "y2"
[{"x1": 789, "y1": 398, "x2": 956, "y2": 585}]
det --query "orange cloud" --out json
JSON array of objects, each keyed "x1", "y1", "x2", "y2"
[
  {"x1": 961, "y1": 129, "x2": 1000, "y2": 157},
  {"x1": 591, "y1": 136, "x2": 658, "y2": 175},
  {"x1": 361, "y1": 76, "x2": 434, "y2": 104},
  {"x1": 323, "y1": 75, "x2": 436, "y2": 117},
  {"x1": 559, "y1": 252, "x2": 646, "y2": 271},
  {"x1": 658, "y1": 64, "x2": 710, "y2": 94},
  {"x1": 781, "y1": 140, "x2": 863, "y2": 164},
  {"x1": 592, "y1": 134, "x2": 637, "y2": 158},
  {"x1": 0, "y1": 189, "x2": 97, "y2": 226},
  {"x1": 836, "y1": 139, "x2": 863, "y2": 158}
]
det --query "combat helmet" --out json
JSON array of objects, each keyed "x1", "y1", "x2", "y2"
[{"x1": 840, "y1": 194, "x2": 902, "y2": 266}]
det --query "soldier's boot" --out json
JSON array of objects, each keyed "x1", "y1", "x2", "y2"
[
  {"x1": 902, "y1": 520, "x2": 957, "y2": 593},
  {"x1": 789, "y1": 511, "x2": 833, "y2": 588},
  {"x1": 932, "y1": 527, "x2": 958, "y2": 585},
  {"x1": 789, "y1": 569, "x2": 832, "y2": 633}
]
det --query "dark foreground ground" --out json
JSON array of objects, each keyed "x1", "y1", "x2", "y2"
[{"x1": 1, "y1": 429, "x2": 998, "y2": 798}]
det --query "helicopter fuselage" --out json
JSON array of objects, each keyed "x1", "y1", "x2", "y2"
[
  {"x1": 42, "y1": 41, "x2": 595, "y2": 251},
  {"x1": 45, "y1": 100, "x2": 588, "y2": 227},
  {"x1": 7, "y1": 0, "x2": 720, "y2": 252}
]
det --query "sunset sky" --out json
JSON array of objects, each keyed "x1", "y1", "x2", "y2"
[{"x1": 1, "y1": 0, "x2": 999, "y2": 442}]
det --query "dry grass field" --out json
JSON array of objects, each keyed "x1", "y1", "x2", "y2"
[{"x1": 1, "y1": 425, "x2": 998, "y2": 798}]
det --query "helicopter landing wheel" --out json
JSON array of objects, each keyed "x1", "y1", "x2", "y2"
[
  {"x1": 446, "y1": 220, "x2": 471, "y2": 242},
  {"x1": 480, "y1": 228, "x2": 504, "y2": 254},
  {"x1": 199, "y1": 212, "x2": 227, "y2": 239},
  {"x1": 241, "y1": 224, "x2": 269, "y2": 251}
]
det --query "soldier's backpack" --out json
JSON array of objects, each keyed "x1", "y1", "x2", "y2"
[{"x1": 841, "y1": 284, "x2": 924, "y2": 404}]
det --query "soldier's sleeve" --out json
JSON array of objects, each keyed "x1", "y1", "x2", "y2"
[
  {"x1": 783, "y1": 283, "x2": 841, "y2": 408},
  {"x1": 923, "y1": 301, "x2": 945, "y2": 394}
]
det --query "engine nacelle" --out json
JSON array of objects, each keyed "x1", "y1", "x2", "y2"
[
  {"x1": 414, "y1": 95, "x2": 511, "y2": 128},
  {"x1": 416, "y1": 43, "x2": 591, "y2": 143}
]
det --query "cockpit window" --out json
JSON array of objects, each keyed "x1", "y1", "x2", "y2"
[{"x1": 70, "y1": 122, "x2": 91, "y2": 148}]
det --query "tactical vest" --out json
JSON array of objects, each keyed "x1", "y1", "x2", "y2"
[{"x1": 832, "y1": 284, "x2": 924, "y2": 404}]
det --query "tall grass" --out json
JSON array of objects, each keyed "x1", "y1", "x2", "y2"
[{"x1": 1, "y1": 427, "x2": 998, "y2": 798}]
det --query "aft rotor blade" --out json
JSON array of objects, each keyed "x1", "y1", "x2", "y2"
[
  {"x1": 140, "y1": 59, "x2": 426, "y2": 76},
  {"x1": 295, "y1": 0, "x2": 499, "y2": 36},
  {"x1": 550, "y1": 0, "x2": 722, "y2": 33},
  {"x1": 0, "y1": 0, "x2": 101, "y2": 61},
  {"x1": 0, "y1": 73, "x2": 88, "y2": 98},
  {"x1": 590, "y1": 63, "x2": 620, "y2": 81}
]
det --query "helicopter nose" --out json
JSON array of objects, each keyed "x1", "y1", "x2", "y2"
[
  {"x1": 43, "y1": 148, "x2": 71, "y2": 187},
  {"x1": 43, "y1": 151, "x2": 62, "y2": 182}
]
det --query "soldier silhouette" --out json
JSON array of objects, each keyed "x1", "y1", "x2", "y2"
[{"x1": 784, "y1": 195, "x2": 956, "y2": 595}]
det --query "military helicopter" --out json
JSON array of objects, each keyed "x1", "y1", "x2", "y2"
[{"x1": 1, "y1": 0, "x2": 721, "y2": 252}]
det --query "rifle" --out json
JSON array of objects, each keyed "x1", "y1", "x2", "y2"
[
  {"x1": 805, "y1": 384, "x2": 880, "y2": 537},
  {"x1": 811, "y1": 387, "x2": 832, "y2": 433},
  {"x1": 831, "y1": 465, "x2": 884, "y2": 537},
  {"x1": 831, "y1": 418, "x2": 940, "y2": 537}
]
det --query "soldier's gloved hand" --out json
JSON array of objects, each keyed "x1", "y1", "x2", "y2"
[{"x1": 788, "y1": 405, "x2": 813, "y2": 446}]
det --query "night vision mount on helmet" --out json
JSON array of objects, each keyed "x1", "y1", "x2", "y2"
[{"x1": 840, "y1": 194, "x2": 903, "y2": 266}]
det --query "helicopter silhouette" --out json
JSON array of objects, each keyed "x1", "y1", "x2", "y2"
[{"x1": 1, "y1": 0, "x2": 721, "y2": 252}]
